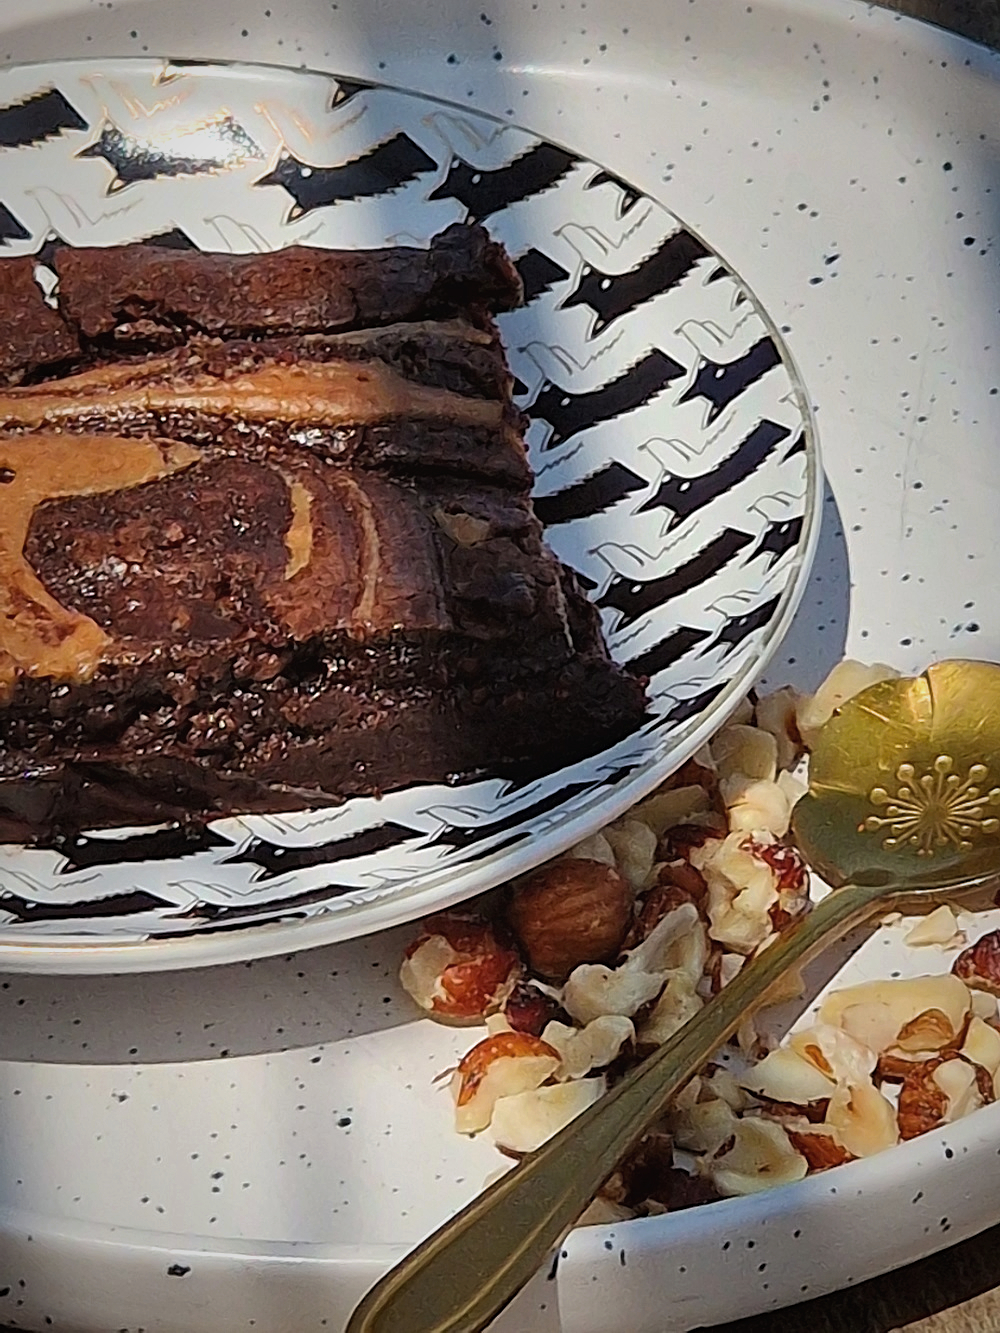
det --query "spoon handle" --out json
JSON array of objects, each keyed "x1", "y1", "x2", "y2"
[{"x1": 346, "y1": 880, "x2": 886, "y2": 1333}]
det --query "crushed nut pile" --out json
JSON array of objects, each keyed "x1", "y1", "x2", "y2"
[{"x1": 399, "y1": 661, "x2": 1000, "y2": 1223}]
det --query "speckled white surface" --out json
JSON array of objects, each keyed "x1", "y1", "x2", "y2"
[{"x1": 0, "y1": 0, "x2": 999, "y2": 1329}]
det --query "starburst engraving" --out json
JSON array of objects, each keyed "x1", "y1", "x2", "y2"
[{"x1": 862, "y1": 755, "x2": 1000, "y2": 856}]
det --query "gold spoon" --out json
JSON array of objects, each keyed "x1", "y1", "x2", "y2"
[{"x1": 347, "y1": 659, "x2": 1000, "y2": 1333}]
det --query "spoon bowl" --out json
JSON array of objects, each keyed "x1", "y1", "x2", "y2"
[
  {"x1": 793, "y1": 660, "x2": 1000, "y2": 891},
  {"x1": 347, "y1": 659, "x2": 1000, "y2": 1333}
]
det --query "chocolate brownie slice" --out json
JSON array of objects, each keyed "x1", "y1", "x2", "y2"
[{"x1": 0, "y1": 226, "x2": 647, "y2": 842}]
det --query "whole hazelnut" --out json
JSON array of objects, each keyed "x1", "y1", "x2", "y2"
[{"x1": 507, "y1": 859, "x2": 633, "y2": 980}]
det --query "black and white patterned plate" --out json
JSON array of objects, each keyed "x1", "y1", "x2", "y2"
[{"x1": 0, "y1": 59, "x2": 819, "y2": 971}]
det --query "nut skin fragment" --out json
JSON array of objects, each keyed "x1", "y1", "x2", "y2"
[
  {"x1": 953, "y1": 930, "x2": 1000, "y2": 998},
  {"x1": 620, "y1": 881, "x2": 696, "y2": 953},
  {"x1": 877, "y1": 1053, "x2": 922, "y2": 1084},
  {"x1": 658, "y1": 858, "x2": 710, "y2": 902},
  {"x1": 502, "y1": 981, "x2": 567, "y2": 1036},
  {"x1": 786, "y1": 1128, "x2": 854, "y2": 1171},
  {"x1": 658, "y1": 822, "x2": 721, "y2": 861},
  {"x1": 896, "y1": 1054, "x2": 993, "y2": 1140},
  {"x1": 507, "y1": 859, "x2": 633, "y2": 981},
  {"x1": 895, "y1": 1008, "x2": 957, "y2": 1055},
  {"x1": 614, "y1": 1129, "x2": 721, "y2": 1213},
  {"x1": 754, "y1": 1096, "x2": 830, "y2": 1125},
  {"x1": 663, "y1": 756, "x2": 717, "y2": 795}
]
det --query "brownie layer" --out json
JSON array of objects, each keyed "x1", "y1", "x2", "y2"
[
  {"x1": 53, "y1": 223, "x2": 521, "y2": 345},
  {"x1": 0, "y1": 584, "x2": 644, "y2": 843},
  {"x1": 0, "y1": 323, "x2": 531, "y2": 487}
]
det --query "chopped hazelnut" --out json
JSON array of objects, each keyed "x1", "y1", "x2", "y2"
[
  {"x1": 399, "y1": 912, "x2": 520, "y2": 1023},
  {"x1": 452, "y1": 1031, "x2": 560, "y2": 1134},
  {"x1": 897, "y1": 1054, "x2": 993, "y2": 1140},
  {"x1": 786, "y1": 1125, "x2": 854, "y2": 1171}
]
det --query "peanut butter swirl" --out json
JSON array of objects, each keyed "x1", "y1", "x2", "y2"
[
  {"x1": 0, "y1": 360, "x2": 506, "y2": 432},
  {"x1": 0, "y1": 434, "x2": 199, "y2": 700}
]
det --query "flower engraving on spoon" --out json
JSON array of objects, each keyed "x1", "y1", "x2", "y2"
[{"x1": 863, "y1": 756, "x2": 1000, "y2": 856}]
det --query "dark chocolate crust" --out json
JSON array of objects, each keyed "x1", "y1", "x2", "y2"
[
  {"x1": 0, "y1": 226, "x2": 647, "y2": 843},
  {"x1": 0, "y1": 257, "x2": 80, "y2": 385},
  {"x1": 53, "y1": 223, "x2": 522, "y2": 345}
]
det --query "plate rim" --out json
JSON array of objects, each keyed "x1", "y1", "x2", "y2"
[{"x1": 0, "y1": 1096, "x2": 993, "y2": 1293}]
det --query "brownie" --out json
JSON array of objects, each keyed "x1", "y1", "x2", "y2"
[
  {"x1": 53, "y1": 222, "x2": 521, "y2": 344},
  {"x1": 0, "y1": 225, "x2": 647, "y2": 842},
  {"x1": 0, "y1": 257, "x2": 80, "y2": 385}
]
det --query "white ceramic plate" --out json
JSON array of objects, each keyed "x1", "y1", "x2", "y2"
[
  {"x1": 0, "y1": 58, "x2": 818, "y2": 972},
  {"x1": 0, "y1": 0, "x2": 999, "y2": 1331}
]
